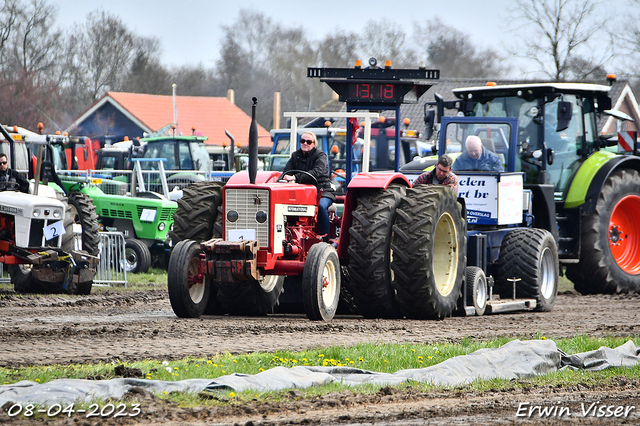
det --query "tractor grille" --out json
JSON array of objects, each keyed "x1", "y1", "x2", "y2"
[
  {"x1": 101, "y1": 209, "x2": 133, "y2": 219},
  {"x1": 29, "y1": 219, "x2": 60, "y2": 247},
  {"x1": 136, "y1": 205, "x2": 154, "y2": 219},
  {"x1": 225, "y1": 188, "x2": 269, "y2": 246},
  {"x1": 159, "y1": 207, "x2": 176, "y2": 222}
]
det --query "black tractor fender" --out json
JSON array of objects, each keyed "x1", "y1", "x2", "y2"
[{"x1": 523, "y1": 184, "x2": 558, "y2": 243}]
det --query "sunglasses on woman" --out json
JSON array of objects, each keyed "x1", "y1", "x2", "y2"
[{"x1": 300, "y1": 138, "x2": 314, "y2": 145}]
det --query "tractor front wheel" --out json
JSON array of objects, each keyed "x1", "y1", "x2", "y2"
[
  {"x1": 302, "y1": 243, "x2": 340, "y2": 321},
  {"x1": 567, "y1": 169, "x2": 640, "y2": 293},
  {"x1": 9, "y1": 264, "x2": 34, "y2": 293},
  {"x1": 167, "y1": 239, "x2": 210, "y2": 318},
  {"x1": 496, "y1": 228, "x2": 558, "y2": 311},
  {"x1": 124, "y1": 239, "x2": 152, "y2": 273},
  {"x1": 216, "y1": 275, "x2": 284, "y2": 316},
  {"x1": 465, "y1": 266, "x2": 488, "y2": 316}
]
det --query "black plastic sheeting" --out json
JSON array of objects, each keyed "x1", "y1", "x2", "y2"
[{"x1": 1, "y1": 339, "x2": 639, "y2": 407}]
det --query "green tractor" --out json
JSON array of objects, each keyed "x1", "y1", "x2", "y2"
[
  {"x1": 36, "y1": 134, "x2": 178, "y2": 273},
  {"x1": 416, "y1": 81, "x2": 640, "y2": 294}
]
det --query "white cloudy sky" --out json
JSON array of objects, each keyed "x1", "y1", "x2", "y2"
[{"x1": 54, "y1": 0, "x2": 515, "y2": 66}]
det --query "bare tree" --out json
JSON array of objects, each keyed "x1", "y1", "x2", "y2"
[
  {"x1": 315, "y1": 33, "x2": 359, "y2": 68},
  {"x1": 67, "y1": 10, "x2": 139, "y2": 101},
  {"x1": 0, "y1": 0, "x2": 20, "y2": 69},
  {"x1": 121, "y1": 37, "x2": 171, "y2": 95},
  {"x1": 6, "y1": 0, "x2": 62, "y2": 78},
  {"x1": 171, "y1": 64, "x2": 217, "y2": 96},
  {"x1": 0, "y1": 0, "x2": 66, "y2": 129},
  {"x1": 413, "y1": 17, "x2": 506, "y2": 78},
  {"x1": 507, "y1": 0, "x2": 613, "y2": 81},
  {"x1": 358, "y1": 19, "x2": 416, "y2": 67},
  {"x1": 216, "y1": 10, "x2": 322, "y2": 128}
]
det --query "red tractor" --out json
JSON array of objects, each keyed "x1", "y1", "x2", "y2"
[{"x1": 167, "y1": 99, "x2": 466, "y2": 321}]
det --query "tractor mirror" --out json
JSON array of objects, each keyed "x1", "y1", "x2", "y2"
[
  {"x1": 556, "y1": 101, "x2": 572, "y2": 132},
  {"x1": 424, "y1": 109, "x2": 435, "y2": 140}
]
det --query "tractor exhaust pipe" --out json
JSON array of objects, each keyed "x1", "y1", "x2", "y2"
[
  {"x1": 248, "y1": 97, "x2": 258, "y2": 184},
  {"x1": 224, "y1": 129, "x2": 235, "y2": 171}
]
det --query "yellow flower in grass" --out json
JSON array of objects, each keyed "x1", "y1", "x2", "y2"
[
  {"x1": 207, "y1": 360, "x2": 212, "y2": 364},
  {"x1": 230, "y1": 392, "x2": 236, "y2": 398}
]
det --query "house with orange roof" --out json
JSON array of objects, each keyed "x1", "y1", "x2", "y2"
[{"x1": 65, "y1": 92, "x2": 272, "y2": 150}]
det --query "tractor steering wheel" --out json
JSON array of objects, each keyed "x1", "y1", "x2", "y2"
[
  {"x1": 278, "y1": 169, "x2": 319, "y2": 187},
  {"x1": 0, "y1": 181, "x2": 20, "y2": 192}
]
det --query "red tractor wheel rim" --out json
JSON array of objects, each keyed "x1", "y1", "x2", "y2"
[{"x1": 609, "y1": 195, "x2": 640, "y2": 275}]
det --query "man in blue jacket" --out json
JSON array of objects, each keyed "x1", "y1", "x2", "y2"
[{"x1": 452, "y1": 135, "x2": 504, "y2": 172}]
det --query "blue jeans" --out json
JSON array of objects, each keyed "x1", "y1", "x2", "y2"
[{"x1": 318, "y1": 196, "x2": 333, "y2": 239}]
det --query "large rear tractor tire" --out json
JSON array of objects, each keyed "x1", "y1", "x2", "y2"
[
  {"x1": 567, "y1": 169, "x2": 640, "y2": 294},
  {"x1": 124, "y1": 239, "x2": 152, "y2": 274},
  {"x1": 215, "y1": 275, "x2": 284, "y2": 316},
  {"x1": 495, "y1": 228, "x2": 558, "y2": 312},
  {"x1": 347, "y1": 184, "x2": 405, "y2": 318},
  {"x1": 168, "y1": 181, "x2": 223, "y2": 244},
  {"x1": 168, "y1": 239, "x2": 210, "y2": 318},
  {"x1": 302, "y1": 243, "x2": 340, "y2": 321},
  {"x1": 390, "y1": 186, "x2": 466, "y2": 320},
  {"x1": 59, "y1": 192, "x2": 100, "y2": 256}
]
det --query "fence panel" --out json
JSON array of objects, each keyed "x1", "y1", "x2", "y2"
[
  {"x1": 0, "y1": 263, "x2": 9, "y2": 283},
  {"x1": 95, "y1": 231, "x2": 127, "y2": 286}
]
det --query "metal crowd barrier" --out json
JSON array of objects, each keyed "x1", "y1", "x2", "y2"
[
  {"x1": 0, "y1": 263, "x2": 9, "y2": 283},
  {"x1": 94, "y1": 231, "x2": 127, "y2": 287},
  {"x1": 0, "y1": 232, "x2": 127, "y2": 287}
]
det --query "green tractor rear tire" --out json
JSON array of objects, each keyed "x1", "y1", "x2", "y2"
[{"x1": 567, "y1": 169, "x2": 640, "y2": 294}]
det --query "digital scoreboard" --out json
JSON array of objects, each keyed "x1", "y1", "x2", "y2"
[{"x1": 307, "y1": 65, "x2": 439, "y2": 106}]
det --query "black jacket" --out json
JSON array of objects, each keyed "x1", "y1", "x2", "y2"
[
  {"x1": 283, "y1": 147, "x2": 335, "y2": 201},
  {"x1": 0, "y1": 168, "x2": 29, "y2": 193}
]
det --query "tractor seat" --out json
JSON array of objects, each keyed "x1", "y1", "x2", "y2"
[{"x1": 481, "y1": 138, "x2": 497, "y2": 153}]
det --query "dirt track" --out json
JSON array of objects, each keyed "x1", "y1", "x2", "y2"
[{"x1": 1, "y1": 289, "x2": 640, "y2": 425}]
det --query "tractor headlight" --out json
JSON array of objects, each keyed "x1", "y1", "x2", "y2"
[
  {"x1": 33, "y1": 208, "x2": 41, "y2": 217},
  {"x1": 227, "y1": 210, "x2": 239, "y2": 222},
  {"x1": 255, "y1": 210, "x2": 267, "y2": 223},
  {"x1": 53, "y1": 209, "x2": 62, "y2": 218},
  {"x1": 158, "y1": 222, "x2": 166, "y2": 231}
]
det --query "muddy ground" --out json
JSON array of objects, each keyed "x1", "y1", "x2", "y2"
[{"x1": 1, "y1": 289, "x2": 640, "y2": 425}]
